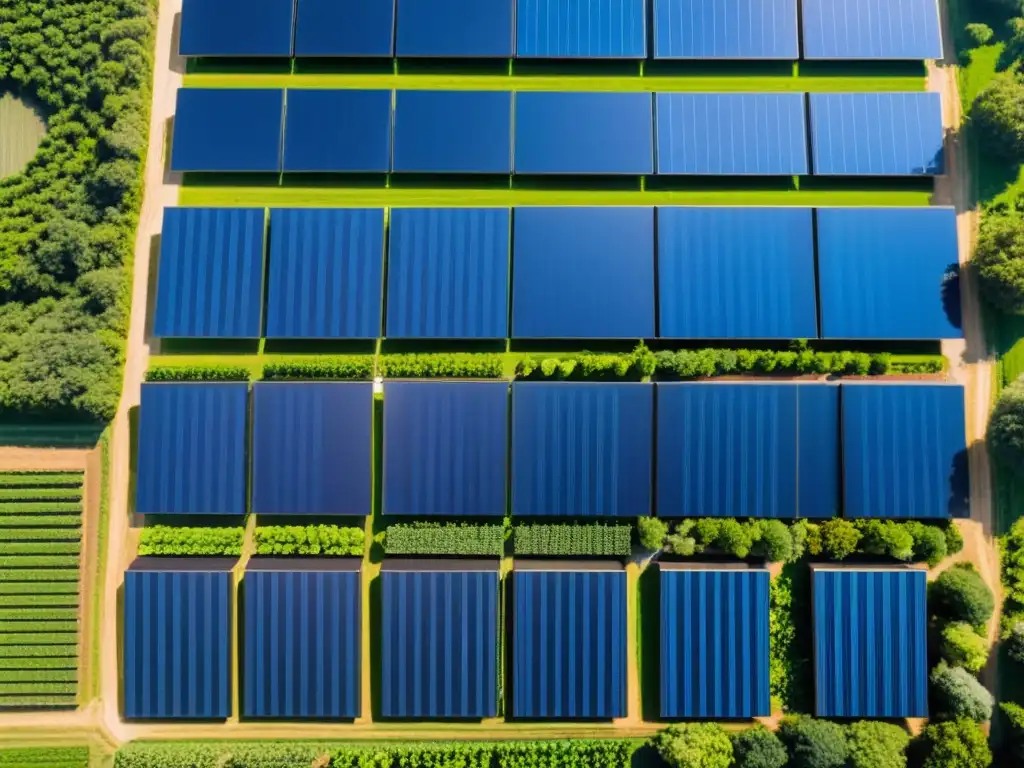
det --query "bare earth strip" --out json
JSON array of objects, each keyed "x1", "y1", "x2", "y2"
[{"x1": 0, "y1": 448, "x2": 89, "y2": 471}]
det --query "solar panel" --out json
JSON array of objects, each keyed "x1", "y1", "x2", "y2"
[
  {"x1": 393, "y1": 90, "x2": 513, "y2": 174},
  {"x1": 265, "y1": 208, "x2": 384, "y2": 339},
  {"x1": 386, "y1": 208, "x2": 510, "y2": 339},
  {"x1": 817, "y1": 207, "x2": 960, "y2": 339},
  {"x1": 842, "y1": 383, "x2": 968, "y2": 519},
  {"x1": 251, "y1": 383, "x2": 373, "y2": 516},
  {"x1": 653, "y1": 0, "x2": 799, "y2": 59},
  {"x1": 516, "y1": 0, "x2": 647, "y2": 58},
  {"x1": 154, "y1": 207, "x2": 266, "y2": 339},
  {"x1": 395, "y1": 0, "x2": 514, "y2": 57},
  {"x1": 512, "y1": 206, "x2": 655, "y2": 339},
  {"x1": 179, "y1": 0, "x2": 295, "y2": 57},
  {"x1": 802, "y1": 0, "x2": 942, "y2": 60},
  {"x1": 655, "y1": 92, "x2": 809, "y2": 175},
  {"x1": 136, "y1": 384, "x2": 249, "y2": 516},
  {"x1": 657, "y1": 207, "x2": 817, "y2": 338},
  {"x1": 512, "y1": 383, "x2": 654, "y2": 517},
  {"x1": 514, "y1": 91, "x2": 654, "y2": 174},
  {"x1": 282, "y1": 90, "x2": 392, "y2": 173},
  {"x1": 808, "y1": 92, "x2": 944, "y2": 175},
  {"x1": 383, "y1": 382, "x2": 508, "y2": 517},
  {"x1": 170, "y1": 89, "x2": 284, "y2": 173},
  {"x1": 294, "y1": 0, "x2": 395, "y2": 56}
]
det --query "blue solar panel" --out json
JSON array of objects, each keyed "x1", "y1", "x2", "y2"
[
  {"x1": 514, "y1": 92, "x2": 654, "y2": 174},
  {"x1": 383, "y1": 382, "x2": 508, "y2": 517},
  {"x1": 295, "y1": 0, "x2": 395, "y2": 56},
  {"x1": 512, "y1": 207, "x2": 655, "y2": 339},
  {"x1": 516, "y1": 0, "x2": 647, "y2": 58},
  {"x1": 655, "y1": 93, "x2": 809, "y2": 175},
  {"x1": 124, "y1": 563, "x2": 233, "y2": 720},
  {"x1": 817, "y1": 207, "x2": 961, "y2": 339},
  {"x1": 842, "y1": 383, "x2": 968, "y2": 520},
  {"x1": 266, "y1": 208, "x2": 384, "y2": 339},
  {"x1": 653, "y1": 0, "x2": 799, "y2": 59},
  {"x1": 802, "y1": 0, "x2": 942, "y2": 60},
  {"x1": 386, "y1": 208, "x2": 510, "y2": 339},
  {"x1": 154, "y1": 207, "x2": 266, "y2": 339},
  {"x1": 395, "y1": 0, "x2": 514, "y2": 57},
  {"x1": 809, "y1": 92, "x2": 944, "y2": 175},
  {"x1": 657, "y1": 207, "x2": 817, "y2": 339},
  {"x1": 660, "y1": 568, "x2": 771, "y2": 719},
  {"x1": 136, "y1": 383, "x2": 249, "y2": 516},
  {"x1": 512, "y1": 383, "x2": 653, "y2": 517},
  {"x1": 251, "y1": 383, "x2": 373, "y2": 516},
  {"x1": 179, "y1": 0, "x2": 295, "y2": 56},
  {"x1": 243, "y1": 564, "x2": 362, "y2": 719},
  {"x1": 393, "y1": 91, "x2": 512, "y2": 174},
  {"x1": 283, "y1": 90, "x2": 392, "y2": 173},
  {"x1": 513, "y1": 569, "x2": 627, "y2": 719},
  {"x1": 382, "y1": 567, "x2": 499, "y2": 719},
  {"x1": 657, "y1": 383, "x2": 840, "y2": 519},
  {"x1": 813, "y1": 569, "x2": 928, "y2": 718},
  {"x1": 171, "y1": 89, "x2": 283, "y2": 173}
]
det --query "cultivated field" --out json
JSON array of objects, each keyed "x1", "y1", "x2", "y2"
[{"x1": 0, "y1": 94, "x2": 45, "y2": 178}]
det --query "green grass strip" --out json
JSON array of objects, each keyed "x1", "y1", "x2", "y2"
[
  {"x1": 0, "y1": 515, "x2": 81, "y2": 528},
  {"x1": 0, "y1": 632, "x2": 78, "y2": 645},
  {"x1": 0, "y1": 644, "x2": 77, "y2": 658},
  {"x1": 0, "y1": 694, "x2": 76, "y2": 706},
  {"x1": 0, "y1": 656, "x2": 77, "y2": 669},
  {"x1": 0, "y1": 582, "x2": 79, "y2": 595},
  {"x1": 1, "y1": 669, "x2": 77, "y2": 683},
  {"x1": 0, "y1": 569, "x2": 80, "y2": 582},
  {"x1": 0, "y1": 747, "x2": 88, "y2": 765},
  {"x1": 0, "y1": 502, "x2": 80, "y2": 514},
  {"x1": 0, "y1": 608, "x2": 78, "y2": 621},
  {"x1": 0, "y1": 762, "x2": 86, "y2": 768},
  {"x1": 0, "y1": 555, "x2": 79, "y2": 568},
  {"x1": 0, "y1": 528, "x2": 81, "y2": 541},
  {"x1": 0, "y1": 488, "x2": 82, "y2": 502},
  {"x1": 0, "y1": 473, "x2": 83, "y2": 488},
  {"x1": 0, "y1": 594, "x2": 78, "y2": 607},
  {"x1": 0, "y1": 620, "x2": 78, "y2": 633},
  {"x1": 0, "y1": 681, "x2": 76, "y2": 694},
  {"x1": 3, "y1": 542, "x2": 80, "y2": 555}
]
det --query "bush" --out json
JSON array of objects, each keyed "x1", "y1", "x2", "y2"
[
  {"x1": 253, "y1": 525, "x2": 364, "y2": 556},
  {"x1": 379, "y1": 523, "x2": 505, "y2": 556},
  {"x1": 856, "y1": 520, "x2": 914, "y2": 561},
  {"x1": 137, "y1": 526, "x2": 244, "y2": 556},
  {"x1": 651, "y1": 724, "x2": 733, "y2": 768},
  {"x1": 946, "y1": 521, "x2": 965, "y2": 555},
  {"x1": 1001, "y1": 701, "x2": 1024, "y2": 762},
  {"x1": 846, "y1": 721, "x2": 909, "y2": 768},
  {"x1": 517, "y1": 344, "x2": 655, "y2": 381},
  {"x1": 513, "y1": 524, "x2": 632, "y2": 556},
  {"x1": 911, "y1": 523, "x2": 949, "y2": 567},
  {"x1": 379, "y1": 354, "x2": 502, "y2": 379},
  {"x1": 940, "y1": 622, "x2": 990, "y2": 673},
  {"x1": 262, "y1": 357, "x2": 374, "y2": 380},
  {"x1": 917, "y1": 719, "x2": 992, "y2": 768},
  {"x1": 653, "y1": 348, "x2": 938, "y2": 380},
  {"x1": 758, "y1": 520, "x2": 795, "y2": 563},
  {"x1": 965, "y1": 22, "x2": 995, "y2": 45},
  {"x1": 976, "y1": 210, "x2": 1024, "y2": 315},
  {"x1": 636, "y1": 517, "x2": 668, "y2": 551},
  {"x1": 930, "y1": 662, "x2": 994, "y2": 721},
  {"x1": 1005, "y1": 618, "x2": 1024, "y2": 663},
  {"x1": 779, "y1": 717, "x2": 849, "y2": 768},
  {"x1": 990, "y1": 378, "x2": 1024, "y2": 468},
  {"x1": 930, "y1": 564, "x2": 995, "y2": 627},
  {"x1": 145, "y1": 366, "x2": 250, "y2": 382},
  {"x1": 973, "y1": 73, "x2": 1024, "y2": 163},
  {"x1": 818, "y1": 519, "x2": 861, "y2": 560},
  {"x1": 1002, "y1": 517, "x2": 1024, "y2": 610},
  {"x1": 731, "y1": 726, "x2": 787, "y2": 768}
]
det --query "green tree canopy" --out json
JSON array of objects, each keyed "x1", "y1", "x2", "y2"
[
  {"x1": 972, "y1": 73, "x2": 1024, "y2": 161},
  {"x1": 779, "y1": 717, "x2": 849, "y2": 768},
  {"x1": 976, "y1": 210, "x2": 1024, "y2": 315},
  {"x1": 930, "y1": 662, "x2": 995, "y2": 721},
  {"x1": 651, "y1": 724, "x2": 734, "y2": 768},
  {"x1": 918, "y1": 719, "x2": 992, "y2": 768},
  {"x1": 940, "y1": 622, "x2": 990, "y2": 673},
  {"x1": 731, "y1": 726, "x2": 787, "y2": 768},
  {"x1": 929, "y1": 564, "x2": 995, "y2": 627},
  {"x1": 846, "y1": 720, "x2": 910, "y2": 768},
  {"x1": 990, "y1": 378, "x2": 1024, "y2": 470}
]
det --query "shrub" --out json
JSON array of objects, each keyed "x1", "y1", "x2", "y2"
[
  {"x1": 965, "y1": 22, "x2": 994, "y2": 45},
  {"x1": 731, "y1": 726, "x2": 787, "y2": 768},
  {"x1": 930, "y1": 662, "x2": 994, "y2": 721},
  {"x1": 846, "y1": 721, "x2": 909, "y2": 768},
  {"x1": 379, "y1": 354, "x2": 502, "y2": 379},
  {"x1": 651, "y1": 723, "x2": 733, "y2": 768},
  {"x1": 262, "y1": 357, "x2": 374, "y2": 380},
  {"x1": 666, "y1": 520, "x2": 697, "y2": 557},
  {"x1": 636, "y1": 517, "x2": 668, "y2": 551},
  {"x1": 1001, "y1": 701, "x2": 1024, "y2": 762},
  {"x1": 990, "y1": 378, "x2": 1024, "y2": 468},
  {"x1": 1002, "y1": 517, "x2": 1024, "y2": 609},
  {"x1": 856, "y1": 520, "x2": 914, "y2": 561},
  {"x1": 916, "y1": 719, "x2": 992, "y2": 768},
  {"x1": 1005, "y1": 619, "x2": 1024, "y2": 663},
  {"x1": 653, "y1": 348, "x2": 939, "y2": 380},
  {"x1": 779, "y1": 717, "x2": 849, "y2": 768},
  {"x1": 769, "y1": 573, "x2": 801, "y2": 711},
  {"x1": 253, "y1": 525, "x2": 364, "y2": 556},
  {"x1": 911, "y1": 523, "x2": 949, "y2": 567},
  {"x1": 976, "y1": 210, "x2": 1024, "y2": 315},
  {"x1": 137, "y1": 526, "x2": 244, "y2": 557},
  {"x1": 946, "y1": 522, "x2": 965, "y2": 555},
  {"x1": 757, "y1": 520, "x2": 795, "y2": 563},
  {"x1": 513, "y1": 524, "x2": 632, "y2": 556},
  {"x1": 818, "y1": 519, "x2": 861, "y2": 560},
  {"x1": 930, "y1": 564, "x2": 995, "y2": 626},
  {"x1": 145, "y1": 366, "x2": 250, "y2": 382},
  {"x1": 379, "y1": 523, "x2": 504, "y2": 556},
  {"x1": 973, "y1": 73, "x2": 1024, "y2": 162},
  {"x1": 516, "y1": 344, "x2": 655, "y2": 381},
  {"x1": 940, "y1": 622, "x2": 990, "y2": 673}
]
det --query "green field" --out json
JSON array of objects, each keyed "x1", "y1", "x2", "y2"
[{"x1": 0, "y1": 93, "x2": 45, "y2": 178}]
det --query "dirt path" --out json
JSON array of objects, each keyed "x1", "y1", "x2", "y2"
[{"x1": 0, "y1": 448, "x2": 90, "y2": 470}]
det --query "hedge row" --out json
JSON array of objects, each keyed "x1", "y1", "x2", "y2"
[
  {"x1": 146, "y1": 366, "x2": 250, "y2": 382},
  {"x1": 0, "y1": 621, "x2": 78, "y2": 634},
  {"x1": 0, "y1": 474, "x2": 83, "y2": 488},
  {"x1": 0, "y1": 556, "x2": 79, "y2": 569},
  {"x1": 254, "y1": 525, "x2": 364, "y2": 556},
  {"x1": 0, "y1": 595, "x2": 78, "y2": 608},
  {"x1": 379, "y1": 523, "x2": 506, "y2": 556},
  {"x1": 0, "y1": 569, "x2": 80, "y2": 582},
  {"x1": 0, "y1": 516, "x2": 81, "y2": 528},
  {"x1": 0, "y1": 608, "x2": 77, "y2": 621},
  {"x1": 0, "y1": 645, "x2": 77, "y2": 658},
  {"x1": 2, "y1": 669, "x2": 77, "y2": 683},
  {"x1": 516, "y1": 344, "x2": 656, "y2": 381},
  {"x1": 263, "y1": 357, "x2": 375, "y2": 381},
  {"x1": 0, "y1": 503, "x2": 81, "y2": 515},
  {"x1": 513, "y1": 524, "x2": 632, "y2": 556},
  {"x1": 0, "y1": 747, "x2": 88, "y2": 766},
  {"x1": 380, "y1": 353, "x2": 503, "y2": 379},
  {"x1": 654, "y1": 347, "x2": 943, "y2": 379},
  {"x1": 0, "y1": 488, "x2": 82, "y2": 502},
  {"x1": 0, "y1": 633, "x2": 77, "y2": 646},
  {"x1": 0, "y1": 656, "x2": 77, "y2": 670},
  {"x1": 137, "y1": 526, "x2": 244, "y2": 557},
  {"x1": 0, "y1": 528, "x2": 82, "y2": 541},
  {"x1": 0, "y1": 583, "x2": 79, "y2": 595}
]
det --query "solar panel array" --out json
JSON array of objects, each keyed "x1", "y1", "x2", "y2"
[
  {"x1": 180, "y1": 0, "x2": 942, "y2": 60},
  {"x1": 171, "y1": 89, "x2": 945, "y2": 177}
]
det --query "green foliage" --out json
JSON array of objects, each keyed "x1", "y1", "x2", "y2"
[
  {"x1": 966, "y1": 23, "x2": 995, "y2": 45},
  {"x1": 818, "y1": 519, "x2": 861, "y2": 560},
  {"x1": 990, "y1": 378, "x2": 1024, "y2": 469},
  {"x1": 930, "y1": 564, "x2": 995, "y2": 627},
  {"x1": 0, "y1": 514, "x2": 80, "y2": 527},
  {"x1": 1002, "y1": 517, "x2": 1024, "y2": 615},
  {"x1": 137, "y1": 525, "x2": 244, "y2": 556},
  {"x1": 254, "y1": 525, "x2": 364, "y2": 556},
  {"x1": 379, "y1": 354, "x2": 502, "y2": 379},
  {"x1": 653, "y1": 348, "x2": 926, "y2": 379},
  {"x1": 940, "y1": 622, "x2": 990, "y2": 673},
  {"x1": 1004, "y1": 617, "x2": 1024, "y2": 663},
  {"x1": 758, "y1": 520, "x2": 794, "y2": 563},
  {"x1": 651, "y1": 724, "x2": 733, "y2": 768},
  {"x1": 917, "y1": 719, "x2": 992, "y2": 768},
  {"x1": 946, "y1": 522, "x2": 965, "y2": 555},
  {"x1": 730, "y1": 726, "x2": 787, "y2": 768},
  {"x1": 517, "y1": 344, "x2": 655, "y2": 381},
  {"x1": 856, "y1": 519, "x2": 914, "y2": 561},
  {"x1": 379, "y1": 523, "x2": 505, "y2": 556},
  {"x1": 0, "y1": 502, "x2": 81, "y2": 514},
  {"x1": 0, "y1": 487, "x2": 81, "y2": 501},
  {"x1": 0, "y1": 746, "x2": 89, "y2": 767},
  {"x1": 769, "y1": 573, "x2": 797, "y2": 709},
  {"x1": 636, "y1": 517, "x2": 668, "y2": 551},
  {"x1": 262, "y1": 357, "x2": 374, "y2": 380},
  {"x1": 973, "y1": 73, "x2": 1024, "y2": 163},
  {"x1": 779, "y1": 717, "x2": 849, "y2": 768},
  {"x1": 909, "y1": 522, "x2": 949, "y2": 567},
  {"x1": 846, "y1": 721, "x2": 909, "y2": 768},
  {"x1": 1000, "y1": 701, "x2": 1024, "y2": 762},
  {"x1": 0, "y1": 555, "x2": 78, "y2": 568},
  {"x1": 0, "y1": 473, "x2": 82, "y2": 488},
  {"x1": 976, "y1": 209, "x2": 1024, "y2": 315},
  {"x1": 145, "y1": 366, "x2": 250, "y2": 382},
  {"x1": 513, "y1": 524, "x2": 631, "y2": 556},
  {"x1": 930, "y1": 662, "x2": 994, "y2": 721}
]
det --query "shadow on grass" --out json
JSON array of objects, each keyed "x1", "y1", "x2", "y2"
[
  {"x1": 262, "y1": 339, "x2": 376, "y2": 355},
  {"x1": 638, "y1": 565, "x2": 661, "y2": 722},
  {"x1": 777, "y1": 562, "x2": 814, "y2": 715},
  {"x1": 379, "y1": 339, "x2": 506, "y2": 354},
  {"x1": 0, "y1": 422, "x2": 104, "y2": 448},
  {"x1": 157, "y1": 339, "x2": 261, "y2": 356},
  {"x1": 369, "y1": 572, "x2": 382, "y2": 720},
  {"x1": 797, "y1": 60, "x2": 926, "y2": 79},
  {"x1": 186, "y1": 57, "x2": 292, "y2": 75}
]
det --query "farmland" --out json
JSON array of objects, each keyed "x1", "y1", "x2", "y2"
[{"x1": 0, "y1": 93, "x2": 45, "y2": 178}]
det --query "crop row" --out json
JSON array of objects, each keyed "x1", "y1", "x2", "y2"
[
  {"x1": 0, "y1": 682, "x2": 76, "y2": 694},
  {"x1": 0, "y1": 632, "x2": 78, "y2": 646},
  {"x1": 254, "y1": 525, "x2": 364, "y2": 557},
  {"x1": 137, "y1": 525, "x2": 244, "y2": 556},
  {"x1": 0, "y1": 502, "x2": 81, "y2": 515},
  {"x1": 0, "y1": 555, "x2": 80, "y2": 569},
  {"x1": 0, "y1": 568, "x2": 80, "y2": 582},
  {"x1": 0, "y1": 608, "x2": 77, "y2": 621},
  {"x1": 0, "y1": 582, "x2": 79, "y2": 595},
  {"x1": 0, "y1": 656, "x2": 77, "y2": 669},
  {"x1": 0, "y1": 694, "x2": 76, "y2": 706},
  {"x1": 0, "y1": 620, "x2": 78, "y2": 634},
  {"x1": 3, "y1": 542, "x2": 79, "y2": 555},
  {"x1": 380, "y1": 523, "x2": 506, "y2": 556},
  {"x1": 513, "y1": 524, "x2": 633, "y2": 556},
  {"x1": 0, "y1": 747, "x2": 88, "y2": 766},
  {"x1": 0, "y1": 515, "x2": 81, "y2": 528},
  {"x1": 0, "y1": 473, "x2": 84, "y2": 488},
  {"x1": 1, "y1": 669, "x2": 77, "y2": 683},
  {"x1": 0, "y1": 595, "x2": 77, "y2": 608},
  {"x1": 0, "y1": 488, "x2": 82, "y2": 502},
  {"x1": 0, "y1": 528, "x2": 82, "y2": 541},
  {"x1": 0, "y1": 644, "x2": 77, "y2": 658}
]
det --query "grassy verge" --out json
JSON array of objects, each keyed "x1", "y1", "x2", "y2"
[{"x1": 87, "y1": 429, "x2": 110, "y2": 701}]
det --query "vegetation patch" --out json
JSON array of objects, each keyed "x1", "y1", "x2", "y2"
[
  {"x1": 513, "y1": 523, "x2": 632, "y2": 556},
  {"x1": 137, "y1": 525, "x2": 244, "y2": 556},
  {"x1": 378, "y1": 522, "x2": 506, "y2": 556},
  {"x1": 0, "y1": 92, "x2": 46, "y2": 178},
  {"x1": 253, "y1": 525, "x2": 364, "y2": 556}
]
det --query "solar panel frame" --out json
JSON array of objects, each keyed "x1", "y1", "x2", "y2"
[
  {"x1": 515, "y1": 0, "x2": 648, "y2": 59},
  {"x1": 395, "y1": 0, "x2": 515, "y2": 58},
  {"x1": 294, "y1": 0, "x2": 396, "y2": 57},
  {"x1": 653, "y1": 0, "x2": 800, "y2": 59},
  {"x1": 282, "y1": 89, "x2": 392, "y2": 173},
  {"x1": 802, "y1": 0, "x2": 943, "y2": 60},
  {"x1": 179, "y1": 0, "x2": 296, "y2": 57}
]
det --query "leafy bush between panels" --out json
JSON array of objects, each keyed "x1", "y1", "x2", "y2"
[
  {"x1": 253, "y1": 525, "x2": 364, "y2": 556},
  {"x1": 379, "y1": 353, "x2": 503, "y2": 379},
  {"x1": 137, "y1": 525, "x2": 244, "y2": 556},
  {"x1": 513, "y1": 523, "x2": 632, "y2": 556},
  {"x1": 262, "y1": 356, "x2": 375, "y2": 381},
  {"x1": 377, "y1": 522, "x2": 506, "y2": 557},
  {"x1": 145, "y1": 366, "x2": 250, "y2": 382}
]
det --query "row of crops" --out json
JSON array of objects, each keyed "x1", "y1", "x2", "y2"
[
  {"x1": 0, "y1": 746, "x2": 89, "y2": 768},
  {"x1": 0, "y1": 472, "x2": 84, "y2": 708}
]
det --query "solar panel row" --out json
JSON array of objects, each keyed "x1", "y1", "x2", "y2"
[
  {"x1": 170, "y1": 89, "x2": 945, "y2": 177},
  {"x1": 138, "y1": 381, "x2": 967, "y2": 520},
  {"x1": 155, "y1": 206, "x2": 959, "y2": 342},
  {"x1": 181, "y1": 0, "x2": 941, "y2": 60}
]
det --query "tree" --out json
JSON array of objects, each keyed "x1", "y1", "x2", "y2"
[
  {"x1": 1005, "y1": 619, "x2": 1024, "y2": 664},
  {"x1": 966, "y1": 23, "x2": 995, "y2": 45},
  {"x1": 846, "y1": 721, "x2": 910, "y2": 768},
  {"x1": 716, "y1": 518, "x2": 755, "y2": 558},
  {"x1": 946, "y1": 522, "x2": 965, "y2": 555},
  {"x1": 976, "y1": 210, "x2": 1024, "y2": 315},
  {"x1": 636, "y1": 517, "x2": 668, "y2": 551},
  {"x1": 990, "y1": 379, "x2": 1024, "y2": 470},
  {"x1": 940, "y1": 622, "x2": 990, "y2": 673},
  {"x1": 930, "y1": 564, "x2": 995, "y2": 627},
  {"x1": 779, "y1": 717, "x2": 849, "y2": 768},
  {"x1": 930, "y1": 662, "x2": 995, "y2": 721},
  {"x1": 759, "y1": 520, "x2": 795, "y2": 563},
  {"x1": 857, "y1": 520, "x2": 914, "y2": 561},
  {"x1": 1000, "y1": 701, "x2": 1024, "y2": 762},
  {"x1": 731, "y1": 726, "x2": 787, "y2": 768},
  {"x1": 972, "y1": 73, "x2": 1024, "y2": 161},
  {"x1": 651, "y1": 724, "x2": 734, "y2": 768},
  {"x1": 917, "y1": 719, "x2": 992, "y2": 768},
  {"x1": 911, "y1": 523, "x2": 949, "y2": 567},
  {"x1": 819, "y1": 519, "x2": 861, "y2": 560}
]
